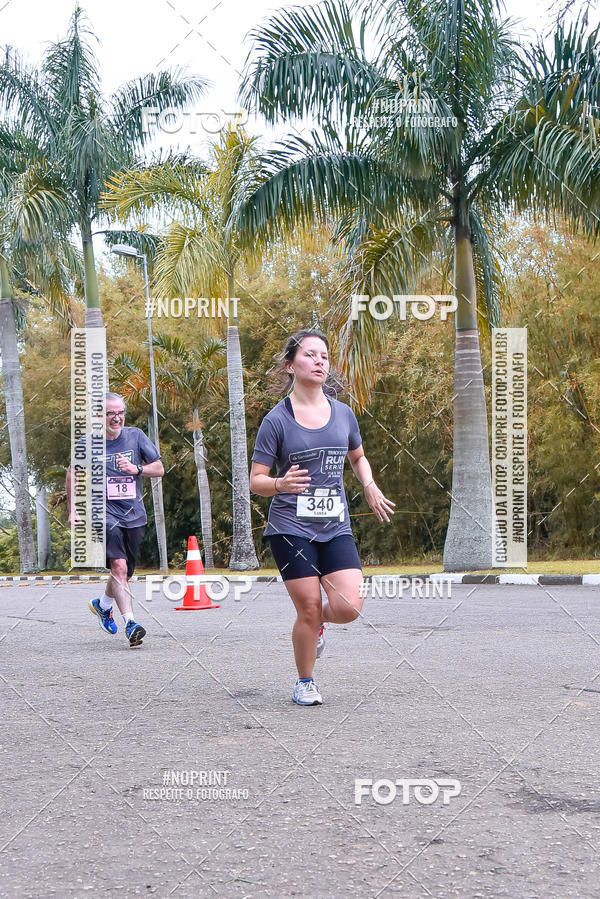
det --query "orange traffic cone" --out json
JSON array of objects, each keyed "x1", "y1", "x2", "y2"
[{"x1": 175, "y1": 536, "x2": 220, "y2": 610}]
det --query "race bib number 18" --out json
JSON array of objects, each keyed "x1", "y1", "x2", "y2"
[
  {"x1": 107, "y1": 475, "x2": 136, "y2": 499},
  {"x1": 296, "y1": 486, "x2": 344, "y2": 521}
]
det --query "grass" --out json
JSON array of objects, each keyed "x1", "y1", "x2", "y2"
[{"x1": 11, "y1": 559, "x2": 600, "y2": 576}]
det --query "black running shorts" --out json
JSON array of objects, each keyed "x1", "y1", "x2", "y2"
[
  {"x1": 267, "y1": 533, "x2": 362, "y2": 581},
  {"x1": 105, "y1": 524, "x2": 145, "y2": 579}
]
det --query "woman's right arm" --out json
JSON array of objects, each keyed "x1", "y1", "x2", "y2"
[
  {"x1": 250, "y1": 462, "x2": 282, "y2": 497},
  {"x1": 250, "y1": 462, "x2": 311, "y2": 497}
]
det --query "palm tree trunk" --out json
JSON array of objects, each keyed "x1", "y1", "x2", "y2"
[
  {"x1": 226, "y1": 270, "x2": 258, "y2": 570},
  {"x1": 147, "y1": 415, "x2": 168, "y2": 574},
  {"x1": 192, "y1": 407, "x2": 214, "y2": 569},
  {"x1": 35, "y1": 482, "x2": 52, "y2": 570},
  {"x1": 443, "y1": 223, "x2": 493, "y2": 571},
  {"x1": 81, "y1": 220, "x2": 104, "y2": 329},
  {"x1": 0, "y1": 258, "x2": 37, "y2": 572}
]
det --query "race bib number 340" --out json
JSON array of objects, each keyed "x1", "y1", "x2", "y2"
[{"x1": 296, "y1": 487, "x2": 344, "y2": 521}]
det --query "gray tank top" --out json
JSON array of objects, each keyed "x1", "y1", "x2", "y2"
[{"x1": 251, "y1": 397, "x2": 362, "y2": 541}]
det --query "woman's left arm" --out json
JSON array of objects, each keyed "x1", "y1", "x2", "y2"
[{"x1": 347, "y1": 446, "x2": 396, "y2": 523}]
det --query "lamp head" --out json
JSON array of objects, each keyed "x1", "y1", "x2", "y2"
[{"x1": 111, "y1": 244, "x2": 140, "y2": 258}]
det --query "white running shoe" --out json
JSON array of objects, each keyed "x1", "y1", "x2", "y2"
[
  {"x1": 292, "y1": 679, "x2": 323, "y2": 706},
  {"x1": 316, "y1": 624, "x2": 325, "y2": 659}
]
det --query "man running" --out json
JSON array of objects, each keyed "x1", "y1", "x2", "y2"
[{"x1": 66, "y1": 392, "x2": 164, "y2": 647}]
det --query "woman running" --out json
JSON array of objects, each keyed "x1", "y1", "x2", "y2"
[{"x1": 250, "y1": 329, "x2": 395, "y2": 706}]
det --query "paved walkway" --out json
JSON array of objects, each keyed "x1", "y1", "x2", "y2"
[{"x1": 1, "y1": 581, "x2": 599, "y2": 897}]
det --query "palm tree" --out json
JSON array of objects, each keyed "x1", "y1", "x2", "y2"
[
  {"x1": 0, "y1": 124, "x2": 80, "y2": 571},
  {"x1": 113, "y1": 334, "x2": 227, "y2": 569},
  {"x1": 238, "y1": 0, "x2": 600, "y2": 570},
  {"x1": 104, "y1": 128, "x2": 261, "y2": 569},
  {"x1": 0, "y1": 6, "x2": 206, "y2": 333}
]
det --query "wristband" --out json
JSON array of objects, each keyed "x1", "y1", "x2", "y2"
[
  {"x1": 363, "y1": 478, "x2": 374, "y2": 489},
  {"x1": 274, "y1": 477, "x2": 280, "y2": 493}
]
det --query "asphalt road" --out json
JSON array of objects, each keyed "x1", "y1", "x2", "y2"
[{"x1": 1, "y1": 580, "x2": 599, "y2": 898}]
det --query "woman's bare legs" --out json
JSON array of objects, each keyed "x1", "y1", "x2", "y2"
[
  {"x1": 320, "y1": 568, "x2": 364, "y2": 623},
  {"x1": 282, "y1": 569, "x2": 364, "y2": 679},
  {"x1": 283, "y1": 575, "x2": 323, "y2": 678}
]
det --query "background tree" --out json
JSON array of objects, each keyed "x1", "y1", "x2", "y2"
[
  {"x1": 2, "y1": 220, "x2": 599, "y2": 571},
  {"x1": 0, "y1": 123, "x2": 80, "y2": 571},
  {"x1": 113, "y1": 333, "x2": 227, "y2": 569},
  {"x1": 104, "y1": 127, "x2": 264, "y2": 569},
  {"x1": 239, "y1": 0, "x2": 600, "y2": 570},
  {"x1": 0, "y1": 5, "x2": 206, "y2": 332}
]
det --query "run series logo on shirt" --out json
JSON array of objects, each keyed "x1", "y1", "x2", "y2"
[
  {"x1": 289, "y1": 447, "x2": 347, "y2": 478},
  {"x1": 251, "y1": 397, "x2": 363, "y2": 541}
]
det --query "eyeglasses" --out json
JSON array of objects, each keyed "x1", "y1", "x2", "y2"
[{"x1": 106, "y1": 410, "x2": 125, "y2": 419}]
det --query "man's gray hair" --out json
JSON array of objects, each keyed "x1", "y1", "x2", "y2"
[{"x1": 106, "y1": 392, "x2": 126, "y2": 410}]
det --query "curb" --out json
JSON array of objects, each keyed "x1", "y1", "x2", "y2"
[
  {"x1": 1, "y1": 573, "x2": 599, "y2": 587},
  {"x1": 0, "y1": 574, "x2": 284, "y2": 587}
]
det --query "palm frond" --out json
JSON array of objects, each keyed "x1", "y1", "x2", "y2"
[
  {"x1": 236, "y1": 143, "x2": 411, "y2": 246},
  {"x1": 0, "y1": 48, "x2": 56, "y2": 145},
  {"x1": 151, "y1": 222, "x2": 229, "y2": 298},
  {"x1": 240, "y1": 0, "x2": 380, "y2": 125},
  {"x1": 109, "y1": 69, "x2": 208, "y2": 151},
  {"x1": 373, "y1": 0, "x2": 519, "y2": 130},
  {"x1": 103, "y1": 158, "x2": 209, "y2": 221},
  {"x1": 42, "y1": 6, "x2": 100, "y2": 110},
  {"x1": 331, "y1": 215, "x2": 442, "y2": 407},
  {"x1": 0, "y1": 125, "x2": 46, "y2": 189},
  {"x1": 1, "y1": 161, "x2": 74, "y2": 240},
  {"x1": 151, "y1": 333, "x2": 191, "y2": 361},
  {"x1": 4, "y1": 232, "x2": 82, "y2": 331},
  {"x1": 481, "y1": 18, "x2": 600, "y2": 235}
]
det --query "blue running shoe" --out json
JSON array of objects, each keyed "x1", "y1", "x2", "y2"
[
  {"x1": 125, "y1": 619, "x2": 146, "y2": 647},
  {"x1": 89, "y1": 598, "x2": 117, "y2": 635}
]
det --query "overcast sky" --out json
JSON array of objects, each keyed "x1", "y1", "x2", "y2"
[{"x1": 1, "y1": 0, "x2": 557, "y2": 154}]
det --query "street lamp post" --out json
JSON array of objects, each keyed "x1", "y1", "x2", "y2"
[{"x1": 111, "y1": 244, "x2": 168, "y2": 574}]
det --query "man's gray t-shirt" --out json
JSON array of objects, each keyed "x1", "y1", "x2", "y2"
[
  {"x1": 251, "y1": 397, "x2": 362, "y2": 541},
  {"x1": 74, "y1": 427, "x2": 160, "y2": 528}
]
